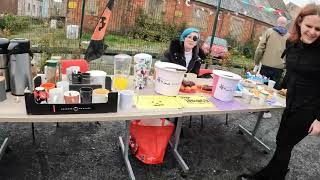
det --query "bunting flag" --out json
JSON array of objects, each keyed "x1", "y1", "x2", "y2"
[
  {"x1": 242, "y1": 0, "x2": 249, "y2": 15},
  {"x1": 85, "y1": 0, "x2": 114, "y2": 61},
  {"x1": 240, "y1": 0, "x2": 284, "y2": 16}
]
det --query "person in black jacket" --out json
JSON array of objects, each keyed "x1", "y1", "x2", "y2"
[
  {"x1": 238, "y1": 4, "x2": 320, "y2": 180},
  {"x1": 162, "y1": 27, "x2": 206, "y2": 75}
]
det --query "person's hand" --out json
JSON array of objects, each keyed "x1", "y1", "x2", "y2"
[{"x1": 308, "y1": 119, "x2": 320, "y2": 136}]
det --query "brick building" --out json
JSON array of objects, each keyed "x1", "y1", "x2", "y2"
[
  {"x1": 286, "y1": 2, "x2": 301, "y2": 20},
  {"x1": 66, "y1": 0, "x2": 290, "y2": 44},
  {"x1": 17, "y1": 0, "x2": 42, "y2": 17},
  {"x1": 0, "y1": 0, "x2": 18, "y2": 14}
]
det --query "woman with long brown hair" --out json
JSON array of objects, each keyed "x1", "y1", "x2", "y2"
[{"x1": 238, "y1": 4, "x2": 320, "y2": 180}]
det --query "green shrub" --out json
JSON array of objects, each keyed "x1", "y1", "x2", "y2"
[
  {"x1": 242, "y1": 38, "x2": 255, "y2": 58},
  {"x1": 225, "y1": 34, "x2": 256, "y2": 58},
  {"x1": 129, "y1": 10, "x2": 186, "y2": 43},
  {"x1": 0, "y1": 14, "x2": 31, "y2": 34}
]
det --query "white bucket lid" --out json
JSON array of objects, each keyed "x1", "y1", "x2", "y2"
[
  {"x1": 155, "y1": 61, "x2": 187, "y2": 73},
  {"x1": 213, "y1": 70, "x2": 242, "y2": 80},
  {"x1": 134, "y1": 53, "x2": 152, "y2": 64},
  {"x1": 87, "y1": 70, "x2": 107, "y2": 77},
  {"x1": 134, "y1": 53, "x2": 152, "y2": 61},
  {"x1": 114, "y1": 54, "x2": 132, "y2": 62}
]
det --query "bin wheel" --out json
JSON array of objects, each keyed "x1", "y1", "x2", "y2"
[
  {"x1": 5, "y1": 146, "x2": 12, "y2": 153},
  {"x1": 263, "y1": 150, "x2": 269, "y2": 155},
  {"x1": 238, "y1": 130, "x2": 244, "y2": 135},
  {"x1": 180, "y1": 170, "x2": 188, "y2": 178}
]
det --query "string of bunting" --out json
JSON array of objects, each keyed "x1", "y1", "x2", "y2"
[
  {"x1": 241, "y1": 0, "x2": 285, "y2": 16},
  {"x1": 176, "y1": 0, "x2": 285, "y2": 16}
]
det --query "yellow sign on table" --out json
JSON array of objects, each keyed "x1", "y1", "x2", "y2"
[
  {"x1": 134, "y1": 95, "x2": 214, "y2": 109},
  {"x1": 176, "y1": 95, "x2": 214, "y2": 108},
  {"x1": 134, "y1": 95, "x2": 182, "y2": 109}
]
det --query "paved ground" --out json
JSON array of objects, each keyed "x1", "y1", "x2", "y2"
[{"x1": 0, "y1": 110, "x2": 319, "y2": 180}]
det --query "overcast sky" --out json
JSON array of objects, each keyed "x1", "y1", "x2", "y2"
[{"x1": 284, "y1": 0, "x2": 320, "y2": 6}]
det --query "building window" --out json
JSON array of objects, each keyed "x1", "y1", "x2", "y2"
[
  {"x1": 229, "y1": 16, "x2": 244, "y2": 41},
  {"x1": 86, "y1": 0, "x2": 99, "y2": 16},
  {"x1": 192, "y1": 7, "x2": 209, "y2": 31},
  {"x1": 28, "y1": 3, "x2": 31, "y2": 12},
  {"x1": 33, "y1": 4, "x2": 36, "y2": 13},
  {"x1": 144, "y1": 0, "x2": 165, "y2": 20}
]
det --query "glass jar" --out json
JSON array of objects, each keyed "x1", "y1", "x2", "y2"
[
  {"x1": 133, "y1": 53, "x2": 152, "y2": 89},
  {"x1": 45, "y1": 60, "x2": 58, "y2": 84},
  {"x1": 113, "y1": 54, "x2": 132, "y2": 90}
]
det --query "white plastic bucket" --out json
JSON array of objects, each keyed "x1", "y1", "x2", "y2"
[
  {"x1": 154, "y1": 61, "x2": 186, "y2": 96},
  {"x1": 50, "y1": 19, "x2": 57, "y2": 29},
  {"x1": 66, "y1": 25, "x2": 79, "y2": 39},
  {"x1": 211, "y1": 70, "x2": 242, "y2": 102}
]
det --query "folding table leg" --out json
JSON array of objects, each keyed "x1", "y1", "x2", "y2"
[
  {"x1": 31, "y1": 123, "x2": 35, "y2": 144},
  {"x1": 200, "y1": 115, "x2": 204, "y2": 130},
  {"x1": 225, "y1": 114, "x2": 229, "y2": 126},
  {"x1": 169, "y1": 117, "x2": 189, "y2": 172},
  {"x1": 119, "y1": 120, "x2": 136, "y2": 180},
  {"x1": 0, "y1": 137, "x2": 9, "y2": 160},
  {"x1": 238, "y1": 111, "x2": 272, "y2": 152}
]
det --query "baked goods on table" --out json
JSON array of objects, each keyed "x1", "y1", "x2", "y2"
[{"x1": 180, "y1": 80, "x2": 197, "y2": 93}]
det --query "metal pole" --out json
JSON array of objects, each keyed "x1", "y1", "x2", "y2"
[
  {"x1": 79, "y1": 0, "x2": 86, "y2": 39},
  {"x1": 209, "y1": 0, "x2": 222, "y2": 53}
]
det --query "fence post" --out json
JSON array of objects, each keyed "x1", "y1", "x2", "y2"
[
  {"x1": 206, "y1": 0, "x2": 222, "y2": 69},
  {"x1": 79, "y1": 0, "x2": 86, "y2": 39}
]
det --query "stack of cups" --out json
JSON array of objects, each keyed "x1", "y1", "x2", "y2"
[
  {"x1": 66, "y1": 66, "x2": 80, "y2": 83},
  {"x1": 242, "y1": 91, "x2": 253, "y2": 104},
  {"x1": 48, "y1": 88, "x2": 64, "y2": 104},
  {"x1": 268, "y1": 79, "x2": 276, "y2": 89},
  {"x1": 92, "y1": 88, "x2": 109, "y2": 103},
  {"x1": 64, "y1": 91, "x2": 80, "y2": 104},
  {"x1": 119, "y1": 90, "x2": 134, "y2": 110}
]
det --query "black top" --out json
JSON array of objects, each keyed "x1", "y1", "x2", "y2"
[
  {"x1": 284, "y1": 40, "x2": 320, "y2": 119},
  {"x1": 0, "y1": 38, "x2": 9, "y2": 54},
  {"x1": 162, "y1": 39, "x2": 206, "y2": 75}
]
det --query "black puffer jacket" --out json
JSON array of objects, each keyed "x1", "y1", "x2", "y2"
[
  {"x1": 284, "y1": 40, "x2": 320, "y2": 119},
  {"x1": 162, "y1": 39, "x2": 206, "y2": 75}
]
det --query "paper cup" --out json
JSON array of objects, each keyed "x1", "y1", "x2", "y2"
[
  {"x1": 48, "y1": 88, "x2": 64, "y2": 104},
  {"x1": 66, "y1": 66, "x2": 80, "y2": 82},
  {"x1": 56, "y1": 81, "x2": 69, "y2": 93},
  {"x1": 119, "y1": 90, "x2": 134, "y2": 110},
  {"x1": 64, "y1": 91, "x2": 80, "y2": 104},
  {"x1": 268, "y1": 80, "x2": 276, "y2": 89},
  {"x1": 92, "y1": 88, "x2": 109, "y2": 103},
  {"x1": 242, "y1": 91, "x2": 253, "y2": 104}
]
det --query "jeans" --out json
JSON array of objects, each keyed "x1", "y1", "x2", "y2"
[{"x1": 260, "y1": 65, "x2": 284, "y2": 90}]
